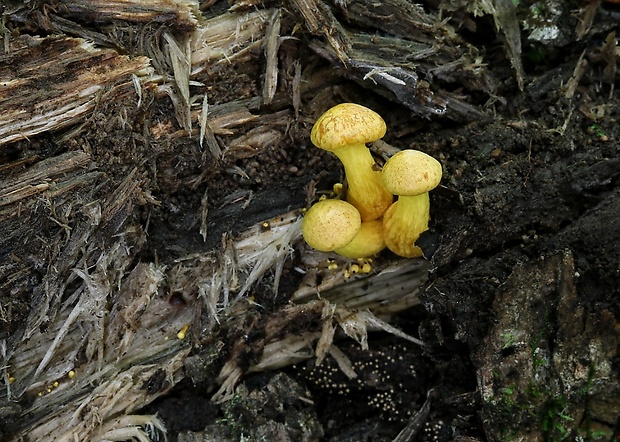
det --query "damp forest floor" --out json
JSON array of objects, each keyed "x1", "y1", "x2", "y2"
[{"x1": 0, "y1": 1, "x2": 619, "y2": 441}]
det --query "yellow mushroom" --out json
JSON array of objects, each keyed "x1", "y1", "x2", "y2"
[
  {"x1": 335, "y1": 218, "x2": 385, "y2": 259},
  {"x1": 302, "y1": 199, "x2": 361, "y2": 253},
  {"x1": 381, "y1": 150, "x2": 442, "y2": 258},
  {"x1": 177, "y1": 324, "x2": 190, "y2": 340},
  {"x1": 311, "y1": 103, "x2": 393, "y2": 221},
  {"x1": 302, "y1": 199, "x2": 385, "y2": 258}
]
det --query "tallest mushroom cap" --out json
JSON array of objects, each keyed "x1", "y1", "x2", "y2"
[{"x1": 311, "y1": 103, "x2": 387, "y2": 151}]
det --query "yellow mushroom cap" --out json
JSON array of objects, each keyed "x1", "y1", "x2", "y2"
[
  {"x1": 382, "y1": 150, "x2": 442, "y2": 196},
  {"x1": 310, "y1": 103, "x2": 387, "y2": 151},
  {"x1": 302, "y1": 199, "x2": 361, "y2": 252}
]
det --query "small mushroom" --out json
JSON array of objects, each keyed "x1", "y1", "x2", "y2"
[
  {"x1": 302, "y1": 199, "x2": 385, "y2": 258},
  {"x1": 302, "y1": 199, "x2": 361, "y2": 253},
  {"x1": 311, "y1": 103, "x2": 393, "y2": 221},
  {"x1": 381, "y1": 150, "x2": 442, "y2": 258}
]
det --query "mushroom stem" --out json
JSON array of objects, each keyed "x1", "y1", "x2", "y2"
[
  {"x1": 333, "y1": 143, "x2": 392, "y2": 221},
  {"x1": 336, "y1": 219, "x2": 385, "y2": 258},
  {"x1": 383, "y1": 193, "x2": 430, "y2": 258},
  {"x1": 310, "y1": 103, "x2": 393, "y2": 221}
]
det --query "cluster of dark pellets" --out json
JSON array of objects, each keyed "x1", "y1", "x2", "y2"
[{"x1": 295, "y1": 342, "x2": 428, "y2": 424}]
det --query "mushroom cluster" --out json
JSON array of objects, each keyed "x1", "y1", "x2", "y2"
[{"x1": 302, "y1": 103, "x2": 442, "y2": 259}]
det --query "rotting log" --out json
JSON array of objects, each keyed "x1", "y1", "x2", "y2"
[
  {"x1": 0, "y1": 2, "x2": 442, "y2": 439},
  {"x1": 56, "y1": 0, "x2": 201, "y2": 26},
  {"x1": 0, "y1": 0, "x2": 617, "y2": 440},
  {"x1": 0, "y1": 36, "x2": 151, "y2": 146}
]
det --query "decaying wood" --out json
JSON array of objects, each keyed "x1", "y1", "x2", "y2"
[
  {"x1": 287, "y1": 0, "x2": 351, "y2": 62},
  {"x1": 10, "y1": 262, "x2": 191, "y2": 441},
  {"x1": 299, "y1": 0, "x2": 495, "y2": 120},
  {"x1": 57, "y1": 0, "x2": 200, "y2": 28},
  {"x1": 1, "y1": 0, "x2": 616, "y2": 440},
  {"x1": 0, "y1": 151, "x2": 91, "y2": 216},
  {"x1": 0, "y1": 9, "x2": 436, "y2": 430},
  {"x1": 2, "y1": 201, "x2": 427, "y2": 438},
  {"x1": 0, "y1": 0, "x2": 498, "y2": 436},
  {"x1": 0, "y1": 36, "x2": 151, "y2": 146}
]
